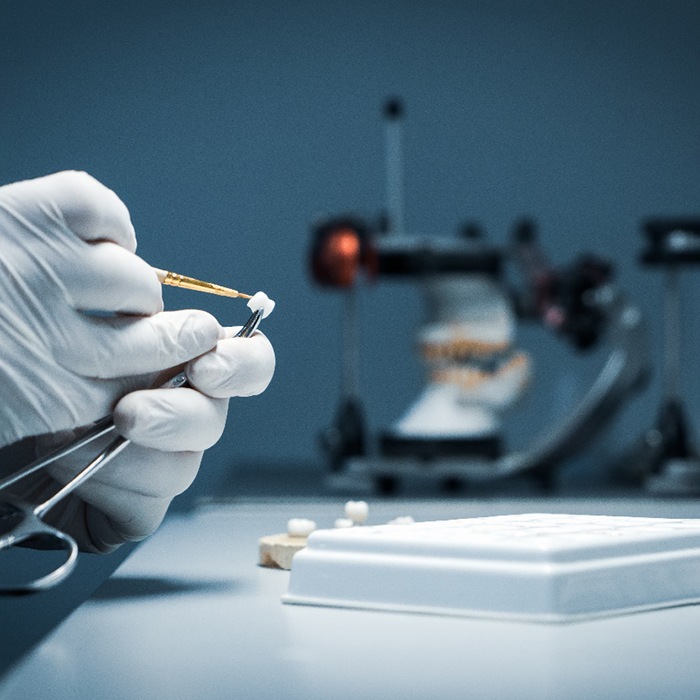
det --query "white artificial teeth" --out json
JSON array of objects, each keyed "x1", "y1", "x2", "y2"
[
  {"x1": 247, "y1": 291, "x2": 276, "y2": 319},
  {"x1": 344, "y1": 500, "x2": 369, "y2": 525},
  {"x1": 287, "y1": 518, "x2": 316, "y2": 538},
  {"x1": 334, "y1": 518, "x2": 354, "y2": 529}
]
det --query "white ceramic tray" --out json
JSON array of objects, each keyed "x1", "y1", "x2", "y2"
[{"x1": 283, "y1": 513, "x2": 700, "y2": 621}]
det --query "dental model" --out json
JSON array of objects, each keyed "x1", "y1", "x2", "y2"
[
  {"x1": 344, "y1": 500, "x2": 369, "y2": 525},
  {"x1": 259, "y1": 503, "x2": 369, "y2": 571},
  {"x1": 247, "y1": 291, "x2": 276, "y2": 318},
  {"x1": 259, "y1": 517, "x2": 315, "y2": 570}
]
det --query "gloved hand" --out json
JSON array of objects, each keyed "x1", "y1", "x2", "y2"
[{"x1": 0, "y1": 171, "x2": 275, "y2": 552}]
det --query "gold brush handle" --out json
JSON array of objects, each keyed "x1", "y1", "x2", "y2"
[{"x1": 153, "y1": 268, "x2": 252, "y2": 300}]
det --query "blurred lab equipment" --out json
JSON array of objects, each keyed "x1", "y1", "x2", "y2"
[
  {"x1": 308, "y1": 99, "x2": 649, "y2": 494},
  {"x1": 310, "y1": 216, "x2": 648, "y2": 494},
  {"x1": 618, "y1": 219, "x2": 700, "y2": 495}
]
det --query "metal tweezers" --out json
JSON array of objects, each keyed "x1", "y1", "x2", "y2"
[{"x1": 0, "y1": 308, "x2": 264, "y2": 593}]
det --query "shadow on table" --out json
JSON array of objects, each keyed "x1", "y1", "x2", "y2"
[
  {"x1": 89, "y1": 575, "x2": 239, "y2": 602},
  {"x1": 0, "y1": 544, "x2": 137, "y2": 679}
]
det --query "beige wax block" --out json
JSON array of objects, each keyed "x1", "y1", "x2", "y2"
[{"x1": 258, "y1": 533, "x2": 308, "y2": 570}]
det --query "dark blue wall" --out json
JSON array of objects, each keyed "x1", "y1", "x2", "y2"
[{"x1": 2, "y1": 0, "x2": 700, "y2": 488}]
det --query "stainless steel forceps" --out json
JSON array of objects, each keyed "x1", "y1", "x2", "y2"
[{"x1": 0, "y1": 308, "x2": 265, "y2": 593}]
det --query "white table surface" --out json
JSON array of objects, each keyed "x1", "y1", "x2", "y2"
[{"x1": 2, "y1": 497, "x2": 700, "y2": 700}]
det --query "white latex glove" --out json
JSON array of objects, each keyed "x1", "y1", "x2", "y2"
[
  {"x1": 40, "y1": 324, "x2": 274, "y2": 553},
  {"x1": 0, "y1": 171, "x2": 275, "y2": 552}
]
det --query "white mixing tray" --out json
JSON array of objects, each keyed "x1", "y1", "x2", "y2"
[{"x1": 283, "y1": 513, "x2": 700, "y2": 621}]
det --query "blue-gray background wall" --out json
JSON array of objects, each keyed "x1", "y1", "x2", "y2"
[{"x1": 2, "y1": 0, "x2": 700, "y2": 492}]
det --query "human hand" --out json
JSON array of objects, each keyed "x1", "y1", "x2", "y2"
[
  {"x1": 0, "y1": 171, "x2": 275, "y2": 551},
  {"x1": 0, "y1": 170, "x2": 224, "y2": 448},
  {"x1": 40, "y1": 324, "x2": 274, "y2": 552}
]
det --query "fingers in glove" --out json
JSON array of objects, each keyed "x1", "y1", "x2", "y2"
[
  {"x1": 186, "y1": 330, "x2": 276, "y2": 399},
  {"x1": 63, "y1": 448, "x2": 203, "y2": 549},
  {"x1": 2, "y1": 171, "x2": 137, "y2": 252},
  {"x1": 40, "y1": 171, "x2": 137, "y2": 251},
  {"x1": 43, "y1": 437, "x2": 204, "y2": 550},
  {"x1": 61, "y1": 241, "x2": 163, "y2": 316},
  {"x1": 113, "y1": 387, "x2": 229, "y2": 451},
  {"x1": 54, "y1": 309, "x2": 223, "y2": 378},
  {"x1": 85, "y1": 500, "x2": 172, "y2": 551}
]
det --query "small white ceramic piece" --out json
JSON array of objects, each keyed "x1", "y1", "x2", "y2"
[
  {"x1": 344, "y1": 500, "x2": 369, "y2": 525},
  {"x1": 387, "y1": 516, "x2": 415, "y2": 525},
  {"x1": 247, "y1": 291, "x2": 276, "y2": 318},
  {"x1": 334, "y1": 518, "x2": 354, "y2": 529},
  {"x1": 287, "y1": 518, "x2": 316, "y2": 538}
]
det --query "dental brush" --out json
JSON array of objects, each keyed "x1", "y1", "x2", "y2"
[
  {"x1": 153, "y1": 267, "x2": 253, "y2": 300},
  {"x1": 153, "y1": 268, "x2": 275, "y2": 318}
]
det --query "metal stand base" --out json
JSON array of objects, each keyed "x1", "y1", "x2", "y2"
[
  {"x1": 646, "y1": 458, "x2": 700, "y2": 495},
  {"x1": 642, "y1": 399, "x2": 700, "y2": 495}
]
